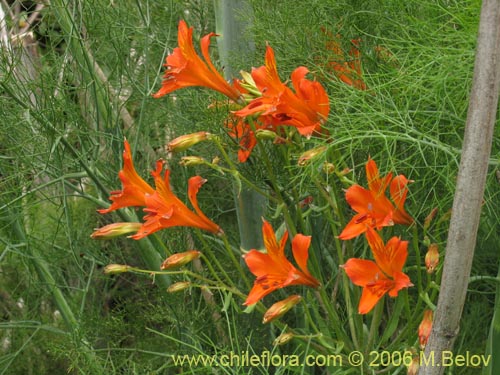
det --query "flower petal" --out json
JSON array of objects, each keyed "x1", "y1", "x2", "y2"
[
  {"x1": 261, "y1": 220, "x2": 288, "y2": 263},
  {"x1": 98, "y1": 140, "x2": 154, "y2": 214},
  {"x1": 187, "y1": 176, "x2": 222, "y2": 234},
  {"x1": 242, "y1": 250, "x2": 277, "y2": 278},
  {"x1": 360, "y1": 277, "x2": 395, "y2": 314},
  {"x1": 243, "y1": 273, "x2": 286, "y2": 305},
  {"x1": 342, "y1": 258, "x2": 382, "y2": 287},
  {"x1": 388, "y1": 271, "x2": 413, "y2": 297},
  {"x1": 358, "y1": 285, "x2": 386, "y2": 314},
  {"x1": 390, "y1": 175, "x2": 413, "y2": 225}
]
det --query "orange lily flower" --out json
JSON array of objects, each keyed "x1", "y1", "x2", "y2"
[
  {"x1": 131, "y1": 162, "x2": 222, "y2": 239},
  {"x1": 98, "y1": 141, "x2": 222, "y2": 239},
  {"x1": 342, "y1": 227, "x2": 413, "y2": 314},
  {"x1": 338, "y1": 158, "x2": 413, "y2": 240},
  {"x1": 234, "y1": 46, "x2": 330, "y2": 137},
  {"x1": 323, "y1": 29, "x2": 366, "y2": 90},
  {"x1": 153, "y1": 20, "x2": 242, "y2": 102},
  {"x1": 243, "y1": 220, "x2": 320, "y2": 305},
  {"x1": 98, "y1": 140, "x2": 154, "y2": 214}
]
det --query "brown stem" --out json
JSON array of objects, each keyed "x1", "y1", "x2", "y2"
[{"x1": 419, "y1": 1, "x2": 500, "y2": 373}]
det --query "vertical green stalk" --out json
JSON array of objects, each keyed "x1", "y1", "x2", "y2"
[{"x1": 213, "y1": 0, "x2": 267, "y2": 252}]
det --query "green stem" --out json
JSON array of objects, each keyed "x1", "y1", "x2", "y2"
[{"x1": 365, "y1": 298, "x2": 384, "y2": 352}]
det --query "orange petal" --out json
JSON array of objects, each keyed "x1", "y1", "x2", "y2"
[
  {"x1": 390, "y1": 175, "x2": 413, "y2": 225},
  {"x1": 99, "y1": 140, "x2": 154, "y2": 214},
  {"x1": 187, "y1": 176, "x2": 221, "y2": 234},
  {"x1": 342, "y1": 258, "x2": 381, "y2": 287},
  {"x1": 385, "y1": 236, "x2": 409, "y2": 274},
  {"x1": 344, "y1": 185, "x2": 374, "y2": 214},
  {"x1": 359, "y1": 279, "x2": 393, "y2": 314},
  {"x1": 389, "y1": 271, "x2": 413, "y2": 297},
  {"x1": 291, "y1": 233, "x2": 312, "y2": 275},
  {"x1": 243, "y1": 250, "x2": 280, "y2": 278},
  {"x1": 261, "y1": 220, "x2": 288, "y2": 263},
  {"x1": 366, "y1": 158, "x2": 392, "y2": 197},
  {"x1": 243, "y1": 273, "x2": 286, "y2": 305},
  {"x1": 338, "y1": 214, "x2": 369, "y2": 240},
  {"x1": 365, "y1": 227, "x2": 392, "y2": 276}
]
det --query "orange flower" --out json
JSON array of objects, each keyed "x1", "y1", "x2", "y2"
[
  {"x1": 323, "y1": 29, "x2": 366, "y2": 90},
  {"x1": 338, "y1": 158, "x2": 413, "y2": 240},
  {"x1": 98, "y1": 140, "x2": 154, "y2": 214},
  {"x1": 98, "y1": 141, "x2": 222, "y2": 239},
  {"x1": 243, "y1": 220, "x2": 320, "y2": 305},
  {"x1": 153, "y1": 20, "x2": 242, "y2": 102},
  {"x1": 131, "y1": 163, "x2": 222, "y2": 239},
  {"x1": 234, "y1": 46, "x2": 330, "y2": 137},
  {"x1": 342, "y1": 227, "x2": 413, "y2": 314},
  {"x1": 418, "y1": 309, "x2": 433, "y2": 349}
]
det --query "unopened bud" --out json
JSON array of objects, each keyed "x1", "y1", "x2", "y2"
[
  {"x1": 179, "y1": 156, "x2": 205, "y2": 166},
  {"x1": 262, "y1": 295, "x2": 302, "y2": 324},
  {"x1": 423, "y1": 207, "x2": 438, "y2": 231},
  {"x1": 298, "y1": 146, "x2": 327, "y2": 166},
  {"x1": 167, "y1": 132, "x2": 211, "y2": 153},
  {"x1": 91, "y1": 222, "x2": 142, "y2": 239},
  {"x1": 407, "y1": 356, "x2": 420, "y2": 375},
  {"x1": 273, "y1": 332, "x2": 294, "y2": 346},
  {"x1": 298, "y1": 196, "x2": 313, "y2": 208},
  {"x1": 339, "y1": 167, "x2": 351, "y2": 176},
  {"x1": 104, "y1": 264, "x2": 131, "y2": 274},
  {"x1": 436, "y1": 209, "x2": 452, "y2": 225},
  {"x1": 167, "y1": 281, "x2": 191, "y2": 293},
  {"x1": 161, "y1": 250, "x2": 201, "y2": 270},
  {"x1": 425, "y1": 244, "x2": 439, "y2": 274},
  {"x1": 322, "y1": 162, "x2": 335, "y2": 174},
  {"x1": 255, "y1": 129, "x2": 278, "y2": 141},
  {"x1": 418, "y1": 310, "x2": 433, "y2": 349}
]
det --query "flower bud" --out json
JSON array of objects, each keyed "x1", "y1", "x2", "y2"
[
  {"x1": 407, "y1": 356, "x2": 420, "y2": 375},
  {"x1": 104, "y1": 264, "x2": 131, "y2": 274},
  {"x1": 179, "y1": 156, "x2": 205, "y2": 167},
  {"x1": 322, "y1": 162, "x2": 335, "y2": 174},
  {"x1": 425, "y1": 244, "x2": 439, "y2": 274},
  {"x1": 262, "y1": 295, "x2": 302, "y2": 324},
  {"x1": 298, "y1": 146, "x2": 327, "y2": 166},
  {"x1": 298, "y1": 196, "x2": 313, "y2": 208},
  {"x1": 167, "y1": 281, "x2": 191, "y2": 293},
  {"x1": 273, "y1": 332, "x2": 294, "y2": 346},
  {"x1": 423, "y1": 207, "x2": 438, "y2": 231},
  {"x1": 418, "y1": 309, "x2": 433, "y2": 349},
  {"x1": 338, "y1": 167, "x2": 351, "y2": 176},
  {"x1": 167, "y1": 132, "x2": 211, "y2": 153},
  {"x1": 91, "y1": 222, "x2": 142, "y2": 239},
  {"x1": 161, "y1": 250, "x2": 201, "y2": 270},
  {"x1": 255, "y1": 129, "x2": 278, "y2": 141}
]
